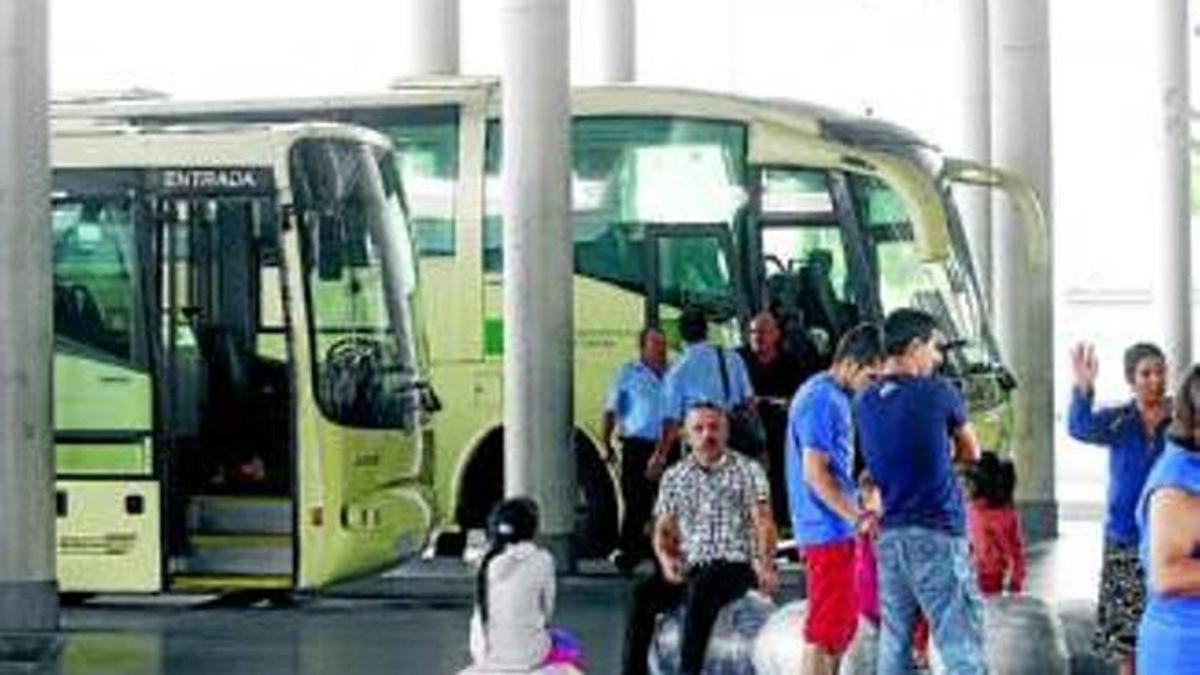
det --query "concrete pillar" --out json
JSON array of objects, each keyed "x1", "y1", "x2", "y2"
[
  {"x1": 590, "y1": 0, "x2": 636, "y2": 83},
  {"x1": 954, "y1": 0, "x2": 993, "y2": 305},
  {"x1": 499, "y1": 0, "x2": 576, "y2": 560},
  {"x1": 400, "y1": 0, "x2": 460, "y2": 77},
  {"x1": 0, "y1": 0, "x2": 59, "y2": 643},
  {"x1": 989, "y1": 0, "x2": 1056, "y2": 539},
  {"x1": 1150, "y1": 0, "x2": 1192, "y2": 372}
]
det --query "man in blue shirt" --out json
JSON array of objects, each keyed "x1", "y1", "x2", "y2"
[
  {"x1": 650, "y1": 307, "x2": 755, "y2": 479},
  {"x1": 787, "y1": 323, "x2": 884, "y2": 674},
  {"x1": 601, "y1": 325, "x2": 669, "y2": 571},
  {"x1": 855, "y1": 308, "x2": 984, "y2": 674}
]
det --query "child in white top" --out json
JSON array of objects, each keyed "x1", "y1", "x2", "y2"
[{"x1": 467, "y1": 498, "x2": 585, "y2": 673}]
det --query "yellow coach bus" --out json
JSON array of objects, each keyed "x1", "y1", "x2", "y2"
[
  {"x1": 54, "y1": 79, "x2": 1044, "y2": 557},
  {"x1": 51, "y1": 121, "x2": 438, "y2": 593}
]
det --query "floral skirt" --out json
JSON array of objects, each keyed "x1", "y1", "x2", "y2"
[{"x1": 1092, "y1": 540, "x2": 1146, "y2": 660}]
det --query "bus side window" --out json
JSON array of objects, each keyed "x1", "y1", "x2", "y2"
[{"x1": 52, "y1": 199, "x2": 142, "y2": 366}]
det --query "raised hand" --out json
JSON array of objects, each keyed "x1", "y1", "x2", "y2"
[{"x1": 1070, "y1": 342, "x2": 1099, "y2": 392}]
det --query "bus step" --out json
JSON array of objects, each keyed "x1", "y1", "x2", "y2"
[
  {"x1": 178, "y1": 534, "x2": 293, "y2": 576},
  {"x1": 170, "y1": 573, "x2": 292, "y2": 592},
  {"x1": 187, "y1": 495, "x2": 292, "y2": 535}
]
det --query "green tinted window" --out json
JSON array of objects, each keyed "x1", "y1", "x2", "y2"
[
  {"x1": 483, "y1": 117, "x2": 748, "y2": 289},
  {"x1": 761, "y1": 226, "x2": 850, "y2": 301},
  {"x1": 759, "y1": 168, "x2": 851, "y2": 304},
  {"x1": 655, "y1": 235, "x2": 738, "y2": 317},
  {"x1": 761, "y1": 168, "x2": 833, "y2": 215},
  {"x1": 53, "y1": 199, "x2": 145, "y2": 366},
  {"x1": 383, "y1": 108, "x2": 459, "y2": 257},
  {"x1": 850, "y1": 175, "x2": 930, "y2": 311}
]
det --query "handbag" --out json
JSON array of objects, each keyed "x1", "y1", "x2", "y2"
[{"x1": 714, "y1": 346, "x2": 767, "y2": 457}]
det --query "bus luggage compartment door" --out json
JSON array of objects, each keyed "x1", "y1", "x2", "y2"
[{"x1": 56, "y1": 479, "x2": 162, "y2": 593}]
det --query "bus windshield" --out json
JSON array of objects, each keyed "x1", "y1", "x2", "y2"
[
  {"x1": 291, "y1": 138, "x2": 420, "y2": 429},
  {"x1": 849, "y1": 173, "x2": 992, "y2": 368}
]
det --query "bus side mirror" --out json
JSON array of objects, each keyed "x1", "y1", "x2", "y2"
[
  {"x1": 420, "y1": 381, "x2": 442, "y2": 414},
  {"x1": 318, "y1": 214, "x2": 345, "y2": 281},
  {"x1": 996, "y1": 365, "x2": 1018, "y2": 392}
]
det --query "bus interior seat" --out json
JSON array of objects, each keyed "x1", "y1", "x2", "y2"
[
  {"x1": 53, "y1": 284, "x2": 76, "y2": 338},
  {"x1": 797, "y1": 249, "x2": 845, "y2": 339},
  {"x1": 761, "y1": 268, "x2": 826, "y2": 371},
  {"x1": 55, "y1": 283, "x2": 106, "y2": 345}
]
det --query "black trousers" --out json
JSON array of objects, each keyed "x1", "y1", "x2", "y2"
[
  {"x1": 622, "y1": 561, "x2": 757, "y2": 675},
  {"x1": 619, "y1": 437, "x2": 659, "y2": 560},
  {"x1": 759, "y1": 404, "x2": 791, "y2": 533}
]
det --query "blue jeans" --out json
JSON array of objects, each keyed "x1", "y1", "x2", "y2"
[{"x1": 876, "y1": 527, "x2": 985, "y2": 674}]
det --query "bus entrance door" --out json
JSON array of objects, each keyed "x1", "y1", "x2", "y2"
[{"x1": 154, "y1": 177, "x2": 295, "y2": 592}]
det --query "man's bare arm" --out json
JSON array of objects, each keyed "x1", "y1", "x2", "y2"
[
  {"x1": 648, "y1": 420, "x2": 680, "y2": 479},
  {"x1": 803, "y1": 450, "x2": 860, "y2": 525},
  {"x1": 1148, "y1": 489, "x2": 1200, "y2": 596},
  {"x1": 600, "y1": 411, "x2": 617, "y2": 462},
  {"x1": 653, "y1": 513, "x2": 684, "y2": 583},
  {"x1": 952, "y1": 422, "x2": 981, "y2": 465},
  {"x1": 751, "y1": 500, "x2": 779, "y2": 594}
]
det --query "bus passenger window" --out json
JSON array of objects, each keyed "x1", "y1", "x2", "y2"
[{"x1": 52, "y1": 199, "x2": 145, "y2": 367}]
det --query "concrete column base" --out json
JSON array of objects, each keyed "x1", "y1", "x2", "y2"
[
  {"x1": 0, "y1": 580, "x2": 59, "y2": 665},
  {"x1": 1018, "y1": 499, "x2": 1059, "y2": 543}
]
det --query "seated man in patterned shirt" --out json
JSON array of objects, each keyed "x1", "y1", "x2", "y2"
[{"x1": 622, "y1": 402, "x2": 779, "y2": 675}]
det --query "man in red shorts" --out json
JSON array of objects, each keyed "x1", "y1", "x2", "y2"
[{"x1": 785, "y1": 324, "x2": 884, "y2": 674}]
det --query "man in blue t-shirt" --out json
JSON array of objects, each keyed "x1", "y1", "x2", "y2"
[
  {"x1": 786, "y1": 323, "x2": 884, "y2": 674},
  {"x1": 855, "y1": 308, "x2": 985, "y2": 674}
]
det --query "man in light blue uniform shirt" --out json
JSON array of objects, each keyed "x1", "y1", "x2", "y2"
[
  {"x1": 601, "y1": 326, "x2": 669, "y2": 571},
  {"x1": 650, "y1": 307, "x2": 754, "y2": 479}
]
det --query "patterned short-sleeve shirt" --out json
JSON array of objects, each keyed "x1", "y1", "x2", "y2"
[{"x1": 654, "y1": 450, "x2": 769, "y2": 568}]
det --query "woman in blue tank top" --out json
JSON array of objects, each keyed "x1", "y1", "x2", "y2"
[{"x1": 1137, "y1": 365, "x2": 1200, "y2": 673}]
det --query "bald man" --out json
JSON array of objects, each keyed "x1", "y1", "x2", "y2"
[{"x1": 737, "y1": 310, "x2": 816, "y2": 530}]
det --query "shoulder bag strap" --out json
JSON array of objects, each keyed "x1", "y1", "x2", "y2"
[{"x1": 714, "y1": 345, "x2": 732, "y2": 407}]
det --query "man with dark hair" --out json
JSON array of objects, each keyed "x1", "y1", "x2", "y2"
[
  {"x1": 601, "y1": 325, "x2": 670, "y2": 572},
  {"x1": 855, "y1": 308, "x2": 986, "y2": 674},
  {"x1": 786, "y1": 323, "x2": 885, "y2": 674},
  {"x1": 623, "y1": 402, "x2": 778, "y2": 675},
  {"x1": 650, "y1": 306, "x2": 756, "y2": 479}
]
